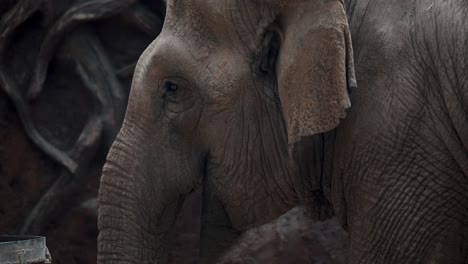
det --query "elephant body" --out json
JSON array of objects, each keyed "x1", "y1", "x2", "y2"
[
  {"x1": 335, "y1": 0, "x2": 468, "y2": 262},
  {"x1": 98, "y1": 0, "x2": 468, "y2": 263}
]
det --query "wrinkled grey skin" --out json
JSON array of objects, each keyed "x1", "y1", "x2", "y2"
[{"x1": 98, "y1": 0, "x2": 468, "y2": 263}]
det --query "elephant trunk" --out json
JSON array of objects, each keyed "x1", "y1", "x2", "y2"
[{"x1": 98, "y1": 123, "x2": 181, "y2": 263}]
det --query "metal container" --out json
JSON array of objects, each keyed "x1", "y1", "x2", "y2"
[{"x1": 0, "y1": 236, "x2": 50, "y2": 264}]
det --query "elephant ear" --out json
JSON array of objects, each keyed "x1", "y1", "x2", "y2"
[{"x1": 276, "y1": 0, "x2": 356, "y2": 144}]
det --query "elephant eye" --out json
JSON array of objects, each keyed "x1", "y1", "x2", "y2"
[
  {"x1": 160, "y1": 78, "x2": 193, "y2": 105},
  {"x1": 164, "y1": 81, "x2": 178, "y2": 93},
  {"x1": 160, "y1": 78, "x2": 195, "y2": 116}
]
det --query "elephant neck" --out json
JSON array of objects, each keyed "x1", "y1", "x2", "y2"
[{"x1": 292, "y1": 131, "x2": 336, "y2": 220}]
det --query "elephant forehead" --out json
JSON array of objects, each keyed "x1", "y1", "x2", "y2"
[
  {"x1": 165, "y1": 0, "x2": 262, "y2": 53},
  {"x1": 138, "y1": 36, "x2": 187, "y2": 72},
  {"x1": 167, "y1": 0, "x2": 240, "y2": 15},
  {"x1": 164, "y1": 0, "x2": 219, "y2": 59}
]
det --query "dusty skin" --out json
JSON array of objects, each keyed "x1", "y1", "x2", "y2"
[{"x1": 98, "y1": 0, "x2": 468, "y2": 263}]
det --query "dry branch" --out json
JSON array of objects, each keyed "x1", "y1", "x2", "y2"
[
  {"x1": 70, "y1": 26, "x2": 127, "y2": 147},
  {"x1": 20, "y1": 115, "x2": 103, "y2": 235},
  {"x1": 27, "y1": 0, "x2": 138, "y2": 100},
  {"x1": 0, "y1": 0, "x2": 42, "y2": 51},
  {"x1": 20, "y1": 22, "x2": 135, "y2": 233},
  {"x1": 0, "y1": 0, "x2": 79, "y2": 173},
  {"x1": 122, "y1": 3, "x2": 163, "y2": 37},
  {"x1": 117, "y1": 62, "x2": 138, "y2": 78},
  {"x1": 0, "y1": 0, "x2": 164, "y2": 243},
  {"x1": 0, "y1": 70, "x2": 79, "y2": 173}
]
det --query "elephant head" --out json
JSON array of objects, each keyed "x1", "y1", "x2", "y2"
[{"x1": 98, "y1": 0, "x2": 356, "y2": 262}]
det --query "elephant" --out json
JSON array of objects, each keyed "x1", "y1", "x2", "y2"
[{"x1": 97, "y1": 0, "x2": 468, "y2": 263}]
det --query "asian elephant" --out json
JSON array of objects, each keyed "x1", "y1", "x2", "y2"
[{"x1": 97, "y1": 0, "x2": 468, "y2": 263}]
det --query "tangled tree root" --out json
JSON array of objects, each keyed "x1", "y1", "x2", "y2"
[
  {"x1": 0, "y1": 0, "x2": 164, "y2": 235},
  {"x1": 27, "y1": 0, "x2": 139, "y2": 100}
]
